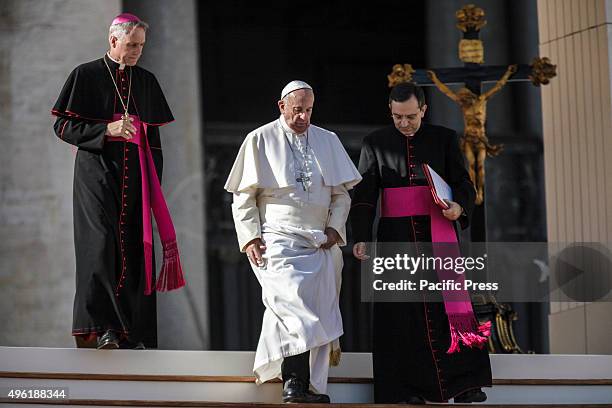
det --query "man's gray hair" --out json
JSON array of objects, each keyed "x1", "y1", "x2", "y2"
[{"x1": 109, "y1": 20, "x2": 149, "y2": 40}]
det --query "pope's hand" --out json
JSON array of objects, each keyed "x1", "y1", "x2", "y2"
[
  {"x1": 106, "y1": 117, "x2": 135, "y2": 140},
  {"x1": 245, "y1": 238, "x2": 267, "y2": 267},
  {"x1": 321, "y1": 227, "x2": 341, "y2": 249},
  {"x1": 442, "y1": 199, "x2": 463, "y2": 221},
  {"x1": 353, "y1": 242, "x2": 370, "y2": 260}
]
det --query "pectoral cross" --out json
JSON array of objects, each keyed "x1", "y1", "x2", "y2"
[
  {"x1": 296, "y1": 173, "x2": 311, "y2": 192},
  {"x1": 122, "y1": 111, "x2": 130, "y2": 128}
]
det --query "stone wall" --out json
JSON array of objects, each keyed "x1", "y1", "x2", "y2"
[{"x1": 0, "y1": 0, "x2": 120, "y2": 347}]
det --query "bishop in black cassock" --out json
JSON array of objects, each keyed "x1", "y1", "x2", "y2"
[
  {"x1": 350, "y1": 83, "x2": 492, "y2": 403},
  {"x1": 51, "y1": 13, "x2": 184, "y2": 350}
]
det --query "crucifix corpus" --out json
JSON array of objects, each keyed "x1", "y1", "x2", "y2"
[
  {"x1": 388, "y1": 3, "x2": 556, "y2": 205},
  {"x1": 296, "y1": 173, "x2": 311, "y2": 191}
]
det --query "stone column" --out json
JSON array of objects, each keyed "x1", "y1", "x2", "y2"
[
  {"x1": 538, "y1": 0, "x2": 612, "y2": 354},
  {"x1": 0, "y1": 0, "x2": 120, "y2": 347}
]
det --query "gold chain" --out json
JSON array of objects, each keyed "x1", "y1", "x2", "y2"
[{"x1": 103, "y1": 55, "x2": 132, "y2": 119}]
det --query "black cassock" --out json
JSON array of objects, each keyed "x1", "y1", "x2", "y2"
[
  {"x1": 350, "y1": 123, "x2": 492, "y2": 402},
  {"x1": 52, "y1": 54, "x2": 173, "y2": 347}
]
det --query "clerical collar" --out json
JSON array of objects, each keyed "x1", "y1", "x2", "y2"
[
  {"x1": 106, "y1": 52, "x2": 126, "y2": 70},
  {"x1": 279, "y1": 115, "x2": 306, "y2": 137},
  {"x1": 398, "y1": 124, "x2": 422, "y2": 139}
]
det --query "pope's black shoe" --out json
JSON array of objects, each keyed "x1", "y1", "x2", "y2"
[
  {"x1": 282, "y1": 378, "x2": 330, "y2": 404},
  {"x1": 454, "y1": 388, "x2": 487, "y2": 403},
  {"x1": 96, "y1": 330, "x2": 120, "y2": 350}
]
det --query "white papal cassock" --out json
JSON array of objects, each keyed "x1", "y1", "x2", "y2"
[{"x1": 224, "y1": 116, "x2": 361, "y2": 393}]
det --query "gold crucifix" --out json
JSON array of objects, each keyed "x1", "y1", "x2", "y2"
[{"x1": 387, "y1": 4, "x2": 556, "y2": 205}]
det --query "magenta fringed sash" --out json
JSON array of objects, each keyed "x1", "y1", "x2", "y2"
[
  {"x1": 381, "y1": 186, "x2": 490, "y2": 353},
  {"x1": 108, "y1": 114, "x2": 185, "y2": 295}
]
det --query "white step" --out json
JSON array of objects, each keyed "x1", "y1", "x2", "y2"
[{"x1": 0, "y1": 347, "x2": 611, "y2": 405}]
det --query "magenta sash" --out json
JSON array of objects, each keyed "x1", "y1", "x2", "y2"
[
  {"x1": 381, "y1": 186, "x2": 490, "y2": 353},
  {"x1": 107, "y1": 114, "x2": 185, "y2": 295}
]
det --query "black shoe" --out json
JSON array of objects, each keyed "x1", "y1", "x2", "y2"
[
  {"x1": 398, "y1": 395, "x2": 425, "y2": 404},
  {"x1": 454, "y1": 388, "x2": 487, "y2": 403},
  {"x1": 96, "y1": 330, "x2": 120, "y2": 350},
  {"x1": 282, "y1": 378, "x2": 331, "y2": 404}
]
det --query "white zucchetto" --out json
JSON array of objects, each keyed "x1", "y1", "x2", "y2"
[{"x1": 280, "y1": 80, "x2": 313, "y2": 100}]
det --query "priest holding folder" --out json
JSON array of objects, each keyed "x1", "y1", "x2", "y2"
[{"x1": 350, "y1": 82, "x2": 492, "y2": 404}]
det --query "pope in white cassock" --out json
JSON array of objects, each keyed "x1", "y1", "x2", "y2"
[{"x1": 224, "y1": 80, "x2": 361, "y2": 404}]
